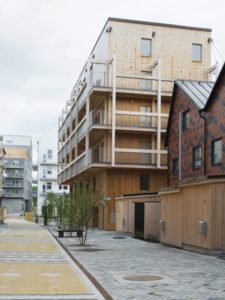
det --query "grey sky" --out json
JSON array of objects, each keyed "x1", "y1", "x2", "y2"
[{"x1": 0, "y1": 0, "x2": 224, "y2": 162}]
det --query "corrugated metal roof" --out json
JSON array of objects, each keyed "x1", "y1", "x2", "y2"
[{"x1": 176, "y1": 80, "x2": 214, "y2": 109}]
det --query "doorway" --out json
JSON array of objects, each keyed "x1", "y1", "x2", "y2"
[{"x1": 134, "y1": 202, "x2": 144, "y2": 239}]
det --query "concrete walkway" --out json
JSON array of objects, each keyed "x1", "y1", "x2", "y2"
[
  {"x1": 0, "y1": 217, "x2": 104, "y2": 300},
  {"x1": 56, "y1": 229, "x2": 225, "y2": 300}
]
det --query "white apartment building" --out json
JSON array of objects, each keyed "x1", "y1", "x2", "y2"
[{"x1": 37, "y1": 130, "x2": 69, "y2": 215}]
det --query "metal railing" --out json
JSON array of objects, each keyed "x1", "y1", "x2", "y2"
[
  {"x1": 116, "y1": 114, "x2": 168, "y2": 129},
  {"x1": 89, "y1": 109, "x2": 111, "y2": 127},
  {"x1": 115, "y1": 151, "x2": 167, "y2": 166},
  {"x1": 88, "y1": 148, "x2": 110, "y2": 164},
  {"x1": 77, "y1": 120, "x2": 86, "y2": 142},
  {"x1": 76, "y1": 155, "x2": 86, "y2": 172}
]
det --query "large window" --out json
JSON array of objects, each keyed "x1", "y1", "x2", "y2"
[
  {"x1": 192, "y1": 44, "x2": 202, "y2": 62},
  {"x1": 183, "y1": 110, "x2": 190, "y2": 131},
  {"x1": 173, "y1": 159, "x2": 179, "y2": 175},
  {"x1": 212, "y1": 139, "x2": 222, "y2": 165},
  {"x1": 141, "y1": 39, "x2": 152, "y2": 56},
  {"x1": 47, "y1": 149, "x2": 53, "y2": 160},
  {"x1": 46, "y1": 182, "x2": 52, "y2": 190},
  {"x1": 193, "y1": 146, "x2": 202, "y2": 169},
  {"x1": 140, "y1": 174, "x2": 149, "y2": 191},
  {"x1": 47, "y1": 167, "x2": 52, "y2": 175}
]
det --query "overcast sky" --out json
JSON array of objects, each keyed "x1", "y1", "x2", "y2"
[{"x1": 0, "y1": 0, "x2": 224, "y2": 162}]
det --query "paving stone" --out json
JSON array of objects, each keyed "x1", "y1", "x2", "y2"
[{"x1": 57, "y1": 229, "x2": 225, "y2": 300}]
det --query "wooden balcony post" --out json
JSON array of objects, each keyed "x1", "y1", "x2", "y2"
[{"x1": 112, "y1": 54, "x2": 116, "y2": 166}]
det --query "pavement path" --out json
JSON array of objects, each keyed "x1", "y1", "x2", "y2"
[
  {"x1": 0, "y1": 217, "x2": 104, "y2": 300},
  {"x1": 57, "y1": 229, "x2": 225, "y2": 300}
]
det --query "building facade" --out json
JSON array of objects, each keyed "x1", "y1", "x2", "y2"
[
  {"x1": 161, "y1": 63, "x2": 225, "y2": 254},
  {"x1": 1, "y1": 135, "x2": 32, "y2": 214},
  {"x1": 165, "y1": 80, "x2": 214, "y2": 186},
  {"x1": 37, "y1": 131, "x2": 69, "y2": 215},
  {"x1": 58, "y1": 18, "x2": 212, "y2": 230}
]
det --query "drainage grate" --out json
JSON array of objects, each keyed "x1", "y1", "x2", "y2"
[
  {"x1": 113, "y1": 236, "x2": 126, "y2": 239},
  {"x1": 124, "y1": 275, "x2": 162, "y2": 281},
  {"x1": 75, "y1": 248, "x2": 106, "y2": 252}
]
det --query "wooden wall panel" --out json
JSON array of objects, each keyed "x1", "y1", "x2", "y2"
[
  {"x1": 160, "y1": 192, "x2": 183, "y2": 247},
  {"x1": 144, "y1": 201, "x2": 160, "y2": 239},
  {"x1": 106, "y1": 169, "x2": 167, "y2": 230},
  {"x1": 160, "y1": 181, "x2": 225, "y2": 253}
]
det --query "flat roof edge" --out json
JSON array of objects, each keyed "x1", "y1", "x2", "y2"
[{"x1": 108, "y1": 17, "x2": 212, "y2": 32}]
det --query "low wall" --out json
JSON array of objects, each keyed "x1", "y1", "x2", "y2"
[
  {"x1": 115, "y1": 194, "x2": 160, "y2": 239},
  {"x1": 160, "y1": 179, "x2": 225, "y2": 254}
]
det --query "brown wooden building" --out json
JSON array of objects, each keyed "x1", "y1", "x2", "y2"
[
  {"x1": 58, "y1": 18, "x2": 212, "y2": 230},
  {"x1": 161, "y1": 63, "x2": 225, "y2": 254}
]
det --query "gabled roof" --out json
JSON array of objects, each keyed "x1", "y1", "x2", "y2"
[
  {"x1": 202, "y1": 63, "x2": 225, "y2": 111},
  {"x1": 176, "y1": 80, "x2": 214, "y2": 109},
  {"x1": 165, "y1": 80, "x2": 214, "y2": 147}
]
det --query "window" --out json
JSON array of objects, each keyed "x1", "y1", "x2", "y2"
[
  {"x1": 43, "y1": 154, "x2": 46, "y2": 163},
  {"x1": 192, "y1": 44, "x2": 202, "y2": 62},
  {"x1": 47, "y1": 149, "x2": 53, "y2": 160},
  {"x1": 183, "y1": 110, "x2": 190, "y2": 131},
  {"x1": 63, "y1": 186, "x2": 68, "y2": 190},
  {"x1": 193, "y1": 146, "x2": 202, "y2": 169},
  {"x1": 47, "y1": 167, "x2": 52, "y2": 175},
  {"x1": 212, "y1": 139, "x2": 222, "y2": 165},
  {"x1": 140, "y1": 174, "x2": 149, "y2": 191},
  {"x1": 59, "y1": 185, "x2": 62, "y2": 190},
  {"x1": 43, "y1": 169, "x2": 46, "y2": 178},
  {"x1": 173, "y1": 159, "x2": 179, "y2": 175},
  {"x1": 140, "y1": 106, "x2": 151, "y2": 126},
  {"x1": 46, "y1": 182, "x2": 52, "y2": 190},
  {"x1": 141, "y1": 39, "x2": 152, "y2": 56}
]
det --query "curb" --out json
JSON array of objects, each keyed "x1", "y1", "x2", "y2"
[{"x1": 48, "y1": 228, "x2": 113, "y2": 300}]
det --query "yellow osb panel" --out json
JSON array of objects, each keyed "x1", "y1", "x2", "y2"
[
  {"x1": 0, "y1": 262, "x2": 91, "y2": 295},
  {"x1": 0, "y1": 241, "x2": 59, "y2": 253}
]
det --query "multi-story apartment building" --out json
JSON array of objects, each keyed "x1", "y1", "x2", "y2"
[
  {"x1": 58, "y1": 18, "x2": 212, "y2": 230},
  {"x1": 37, "y1": 131, "x2": 69, "y2": 215},
  {"x1": 1, "y1": 135, "x2": 32, "y2": 213}
]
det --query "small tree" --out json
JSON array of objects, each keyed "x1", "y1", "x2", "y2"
[
  {"x1": 71, "y1": 182, "x2": 101, "y2": 245},
  {"x1": 42, "y1": 192, "x2": 56, "y2": 226},
  {"x1": 55, "y1": 193, "x2": 70, "y2": 230}
]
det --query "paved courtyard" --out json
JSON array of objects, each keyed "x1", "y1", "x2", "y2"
[
  {"x1": 55, "y1": 229, "x2": 225, "y2": 300},
  {"x1": 0, "y1": 217, "x2": 103, "y2": 300}
]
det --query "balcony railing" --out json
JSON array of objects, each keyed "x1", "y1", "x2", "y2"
[
  {"x1": 116, "y1": 113, "x2": 168, "y2": 130},
  {"x1": 89, "y1": 110, "x2": 111, "y2": 127},
  {"x1": 77, "y1": 120, "x2": 86, "y2": 142},
  {"x1": 88, "y1": 148, "x2": 110, "y2": 164},
  {"x1": 5, "y1": 162, "x2": 24, "y2": 168},
  {"x1": 6, "y1": 172, "x2": 24, "y2": 178},
  {"x1": 77, "y1": 155, "x2": 86, "y2": 172},
  {"x1": 90, "y1": 71, "x2": 108, "y2": 88},
  {"x1": 116, "y1": 75, "x2": 174, "y2": 94},
  {"x1": 3, "y1": 183, "x2": 24, "y2": 188},
  {"x1": 77, "y1": 88, "x2": 87, "y2": 109},
  {"x1": 3, "y1": 192, "x2": 24, "y2": 197},
  {"x1": 115, "y1": 151, "x2": 167, "y2": 166}
]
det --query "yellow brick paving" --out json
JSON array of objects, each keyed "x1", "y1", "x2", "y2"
[{"x1": 0, "y1": 218, "x2": 103, "y2": 299}]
